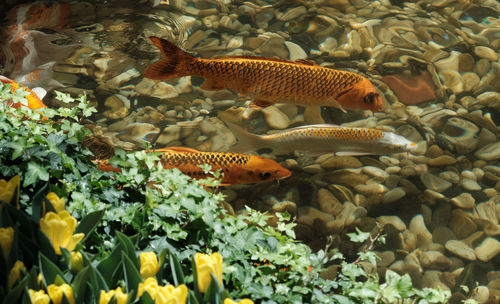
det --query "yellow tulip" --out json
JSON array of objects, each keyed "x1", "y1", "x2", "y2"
[
  {"x1": 0, "y1": 227, "x2": 14, "y2": 260},
  {"x1": 40, "y1": 211, "x2": 85, "y2": 255},
  {"x1": 99, "y1": 287, "x2": 128, "y2": 304},
  {"x1": 155, "y1": 284, "x2": 188, "y2": 304},
  {"x1": 38, "y1": 273, "x2": 44, "y2": 288},
  {"x1": 8, "y1": 260, "x2": 25, "y2": 290},
  {"x1": 140, "y1": 251, "x2": 160, "y2": 279},
  {"x1": 195, "y1": 252, "x2": 223, "y2": 293},
  {"x1": 29, "y1": 289, "x2": 50, "y2": 304},
  {"x1": 137, "y1": 277, "x2": 159, "y2": 300},
  {"x1": 47, "y1": 283, "x2": 75, "y2": 304},
  {"x1": 0, "y1": 175, "x2": 20, "y2": 207},
  {"x1": 70, "y1": 251, "x2": 84, "y2": 273},
  {"x1": 46, "y1": 192, "x2": 65, "y2": 212},
  {"x1": 224, "y1": 298, "x2": 254, "y2": 304}
]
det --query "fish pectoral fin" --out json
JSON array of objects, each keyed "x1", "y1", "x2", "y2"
[
  {"x1": 335, "y1": 151, "x2": 374, "y2": 156},
  {"x1": 200, "y1": 78, "x2": 225, "y2": 91},
  {"x1": 249, "y1": 99, "x2": 274, "y2": 109},
  {"x1": 295, "y1": 59, "x2": 317, "y2": 66},
  {"x1": 149, "y1": 147, "x2": 200, "y2": 153}
]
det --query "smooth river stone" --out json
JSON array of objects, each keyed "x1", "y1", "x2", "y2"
[
  {"x1": 428, "y1": 155, "x2": 457, "y2": 166},
  {"x1": 475, "y1": 142, "x2": 500, "y2": 161},
  {"x1": 450, "y1": 193, "x2": 475, "y2": 209},
  {"x1": 382, "y1": 187, "x2": 406, "y2": 204},
  {"x1": 445, "y1": 240, "x2": 476, "y2": 261},
  {"x1": 419, "y1": 250, "x2": 452, "y2": 270},
  {"x1": 460, "y1": 178, "x2": 481, "y2": 191},
  {"x1": 420, "y1": 172, "x2": 452, "y2": 192},
  {"x1": 474, "y1": 46, "x2": 498, "y2": 61},
  {"x1": 262, "y1": 106, "x2": 289, "y2": 129},
  {"x1": 409, "y1": 215, "x2": 433, "y2": 249},
  {"x1": 377, "y1": 215, "x2": 406, "y2": 231},
  {"x1": 474, "y1": 237, "x2": 500, "y2": 262},
  {"x1": 362, "y1": 166, "x2": 389, "y2": 181}
]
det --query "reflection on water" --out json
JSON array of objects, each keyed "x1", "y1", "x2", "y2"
[{"x1": 1, "y1": 0, "x2": 500, "y2": 298}]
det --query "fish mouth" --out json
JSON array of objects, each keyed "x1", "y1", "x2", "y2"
[{"x1": 363, "y1": 92, "x2": 383, "y2": 110}]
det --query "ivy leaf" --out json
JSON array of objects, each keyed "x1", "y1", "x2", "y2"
[
  {"x1": 347, "y1": 227, "x2": 370, "y2": 243},
  {"x1": 24, "y1": 161, "x2": 49, "y2": 186}
]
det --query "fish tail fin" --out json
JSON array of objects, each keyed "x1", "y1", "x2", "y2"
[
  {"x1": 225, "y1": 121, "x2": 267, "y2": 153},
  {"x1": 144, "y1": 36, "x2": 195, "y2": 80}
]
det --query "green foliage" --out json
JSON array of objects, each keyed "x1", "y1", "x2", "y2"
[{"x1": 0, "y1": 86, "x2": 454, "y2": 303}]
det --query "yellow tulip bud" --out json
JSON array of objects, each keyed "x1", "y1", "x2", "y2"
[
  {"x1": 47, "y1": 283, "x2": 75, "y2": 304},
  {"x1": 8, "y1": 260, "x2": 25, "y2": 290},
  {"x1": 195, "y1": 252, "x2": 223, "y2": 293},
  {"x1": 40, "y1": 211, "x2": 85, "y2": 255},
  {"x1": 224, "y1": 298, "x2": 254, "y2": 304},
  {"x1": 155, "y1": 284, "x2": 188, "y2": 304},
  {"x1": 46, "y1": 192, "x2": 65, "y2": 212},
  {"x1": 29, "y1": 289, "x2": 50, "y2": 304},
  {"x1": 0, "y1": 175, "x2": 20, "y2": 208},
  {"x1": 99, "y1": 287, "x2": 128, "y2": 304},
  {"x1": 0, "y1": 227, "x2": 14, "y2": 260},
  {"x1": 38, "y1": 273, "x2": 45, "y2": 288},
  {"x1": 140, "y1": 251, "x2": 160, "y2": 279},
  {"x1": 137, "y1": 277, "x2": 159, "y2": 300},
  {"x1": 70, "y1": 251, "x2": 84, "y2": 273}
]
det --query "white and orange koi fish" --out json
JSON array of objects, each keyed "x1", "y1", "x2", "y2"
[{"x1": 226, "y1": 122, "x2": 418, "y2": 156}]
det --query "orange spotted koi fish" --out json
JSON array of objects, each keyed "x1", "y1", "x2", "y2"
[
  {"x1": 96, "y1": 147, "x2": 291, "y2": 186},
  {"x1": 144, "y1": 36, "x2": 383, "y2": 112},
  {"x1": 1, "y1": 76, "x2": 47, "y2": 118},
  {"x1": 226, "y1": 122, "x2": 417, "y2": 156}
]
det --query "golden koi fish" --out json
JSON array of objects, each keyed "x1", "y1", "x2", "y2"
[
  {"x1": 226, "y1": 122, "x2": 417, "y2": 156},
  {"x1": 96, "y1": 147, "x2": 291, "y2": 186},
  {"x1": 144, "y1": 36, "x2": 383, "y2": 112}
]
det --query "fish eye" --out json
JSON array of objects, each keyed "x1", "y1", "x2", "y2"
[
  {"x1": 259, "y1": 172, "x2": 272, "y2": 180},
  {"x1": 363, "y1": 92, "x2": 379, "y2": 105}
]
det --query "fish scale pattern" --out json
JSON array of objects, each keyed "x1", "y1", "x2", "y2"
[
  {"x1": 189, "y1": 57, "x2": 363, "y2": 103},
  {"x1": 159, "y1": 151, "x2": 250, "y2": 168},
  {"x1": 274, "y1": 127, "x2": 385, "y2": 142}
]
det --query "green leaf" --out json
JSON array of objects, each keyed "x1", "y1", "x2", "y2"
[
  {"x1": 169, "y1": 251, "x2": 185, "y2": 286},
  {"x1": 203, "y1": 273, "x2": 221, "y2": 304},
  {"x1": 2, "y1": 274, "x2": 28, "y2": 304},
  {"x1": 24, "y1": 161, "x2": 50, "y2": 186},
  {"x1": 347, "y1": 227, "x2": 371, "y2": 243},
  {"x1": 37, "y1": 229, "x2": 58, "y2": 262},
  {"x1": 122, "y1": 252, "x2": 142, "y2": 298},
  {"x1": 75, "y1": 209, "x2": 105, "y2": 243},
  {"x1": 31, "y1": 183, "x2": 50, "y2": 222},
  {"x1": 72, "y1": 266, "x2": 91, "y2": 304},
  {"x1": 115, "y1": 231, "x2": 139, "y2": 268},
  {"x1": 97, "y1": 246, "x2": 122, "y2": 287},
  {"x1": 39, "y1": 252, "x2": 68, "y2": 285}
]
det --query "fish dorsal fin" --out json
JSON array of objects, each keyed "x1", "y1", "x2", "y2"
[
  {"x1": 285, "y1": 124, "x2": 342, "y2": 131},
  {"x1": 31, "y1": 87, "x2": 47, "y2": 100},
  {"x1": 213, "y1": 55, "x2": 316, "y2": 66},
  {"x1": 150, "y1": 147, "x2": 201, "y2": 153},
  {"x1": 295, "y1": 59, "x2": 317, "y2": 65}
]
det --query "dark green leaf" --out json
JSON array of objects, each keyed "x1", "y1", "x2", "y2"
[
  {"x1": 97, "y1": 246, "x2": 122, "y2": 287},
  {"x1": 1, "y1": 275, "x2": 28, "y2": 304},
  {"x1": 72, "y1": 266, "x2": 91, "y2": 304},
  {"x1": 169, "y1": 251, "x2": 185, "y2": 286},
  {"x1": 122, "y1": 252, "x2": 141, "y2": 298},
  {"x1": 39, "y1": 253, "x2": 68, "y2": 285},
  {"x1": 203, "y1": 273, "x2": 221, "y2": 304},
  {"x1": 75, "y1": 209, "x2": 105, "y2": 243},
  {"x1": 115, "y1": 231, "x2": 138, "y2": 268}
]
